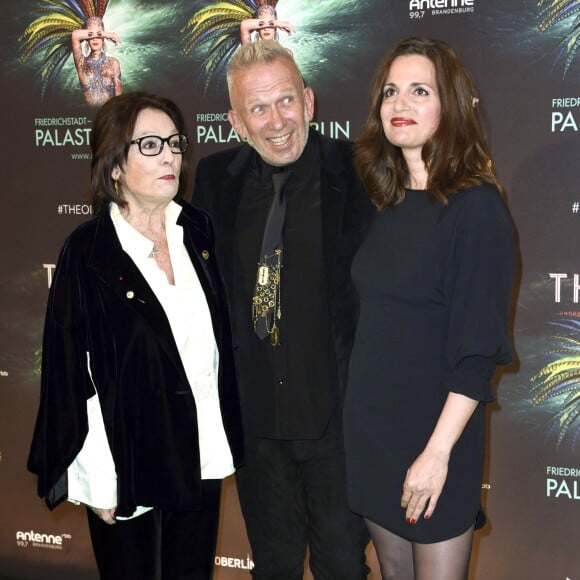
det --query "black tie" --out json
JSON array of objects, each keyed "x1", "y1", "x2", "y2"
[{"x1": 253, "y1": 170, "x2": 292, "y2": 343}]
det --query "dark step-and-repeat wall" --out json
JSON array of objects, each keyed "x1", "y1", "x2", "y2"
[{"x1": 1, "y1": 1, "x2": 578, "y2": 578}]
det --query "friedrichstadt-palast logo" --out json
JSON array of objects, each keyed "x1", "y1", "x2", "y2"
[
  {"x1": 16, "y1": 529, "x2": 72, "y2": 550},
  {"x1": 195, "y1": 112, "x2": 351, "y2": 144},
  {"x1": 545, "y1": 465, "x2": 580, "y2": 500},
  {"x1": 551, "y1": 97, "x2": 580, "y2": 133},
  {"x1": 408, "y1": 0, "x2": 475, "y2": 18},
  {"x1": 33, "y1": 117, "x2": 91, "y2": 147}
]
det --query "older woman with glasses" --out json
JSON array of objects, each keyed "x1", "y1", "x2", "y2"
[{"x1": 28, "y1": 91, "x2": 243, "y2": 579}]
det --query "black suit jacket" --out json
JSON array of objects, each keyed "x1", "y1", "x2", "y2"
[
  {"x1": 28, "y1": 200, "x2": 243, "y2": 516},
  {"x1": 192, "y1": 131, "x2": 374, "y2": 438}
]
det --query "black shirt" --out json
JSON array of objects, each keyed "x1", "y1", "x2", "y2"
[{"x1": 232, "y1": 136, "x2": 337, "y2": 439}]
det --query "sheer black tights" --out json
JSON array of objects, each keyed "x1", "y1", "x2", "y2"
[{"x1": 365, "y1": 518, "x2": 475, "y2": 580}]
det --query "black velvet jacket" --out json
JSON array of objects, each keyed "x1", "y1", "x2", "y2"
[
  {"x1": 28, "y1": 200, "x2": 243, "y2": 517},
  {"x1": 193, "y1": 130, "x2": 375, "y2": 438}
]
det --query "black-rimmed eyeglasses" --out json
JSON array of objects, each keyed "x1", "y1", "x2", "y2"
[{"x1": 129, "y1": 134, "x2": 189, "y2": 156}]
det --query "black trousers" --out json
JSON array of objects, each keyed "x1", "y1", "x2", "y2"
[
  {"x1": 86, "y1": 479, "x2": 222, "y2": 580},
  {"x1": 236, "y1": 427, "x2": 369, "y2": 580}
]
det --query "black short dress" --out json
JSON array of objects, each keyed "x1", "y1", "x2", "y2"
[{"x1": 344, "y1": 183, "x2": 515, "y2": 543}]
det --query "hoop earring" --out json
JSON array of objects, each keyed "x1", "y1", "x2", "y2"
[{"x1": 113, "y1": 180, "x2": 121, "y2": 197}]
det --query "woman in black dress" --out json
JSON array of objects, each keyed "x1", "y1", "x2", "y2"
[{"x1": 343, "y1": 37, "x2": 515, "y2": 579}]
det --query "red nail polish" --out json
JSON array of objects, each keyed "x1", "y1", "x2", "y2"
[
  {"x1": 405, "y1": 517, "x2": 411, "y2": 524},
  {"x1": 424, "y1": 514, "x2": 430, "y2": 520},
  {"x1": 410, "y1": 518, "x2": 416, "y2": 525}
]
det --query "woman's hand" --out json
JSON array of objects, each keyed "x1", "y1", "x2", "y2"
[
  {"x1": 274, "y1": 20, "x2": 296, "y2": 35},
  {"x1": 401, "y1": 392, "x2": 479, "y2": 524},
  {"x1": 103, "y1": 31, "x2": 121, "y2": 45},
  {"x1": 401, "y1": 448, "x2": 449, "y2": 524},
  {"x1": 88, "y1": 506, "x2": 117, "y2": 525}
]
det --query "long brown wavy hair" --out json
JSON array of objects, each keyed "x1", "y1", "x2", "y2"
[{"x1": 355, "y1": 37, "x2": 502, "y2": 210}]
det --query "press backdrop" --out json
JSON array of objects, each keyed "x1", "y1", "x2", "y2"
[{"x1": 1, "y1": 1, "x2": 579, "y2": 578}]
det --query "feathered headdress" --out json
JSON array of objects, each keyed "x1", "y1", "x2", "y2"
[
  {"x1": 19, "y1": 0, "x2": 110, "y2": 98},
  {"x1": 182, "y1": 0, "x2": 267, "y2": 92},
  {"x1": 531, "y1": 313, "x2": 580, "y2": 449},
  {"x1": 537, "y1": 0, "x2": 580, "y2": 75}
]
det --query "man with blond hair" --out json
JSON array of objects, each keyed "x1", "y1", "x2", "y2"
[{"x1": 193, "y1": 41, "x2": 371, "y2": 579}]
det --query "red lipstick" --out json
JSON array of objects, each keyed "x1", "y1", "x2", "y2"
[{"x1": 391, "y1": 117, "x2": 417, "y2": 127}]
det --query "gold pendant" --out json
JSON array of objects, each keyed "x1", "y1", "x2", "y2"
[
  {"x1": 258, "y1": 265, "x2": 269, "y2": 285},
  {"x1": 270, "y1": 325, "x2": 280, "y2": 346}
]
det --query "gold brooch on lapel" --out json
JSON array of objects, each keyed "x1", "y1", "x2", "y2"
[
  {"x1": 202, "y1": 250, "x2": 210, "y2": 260},
  {"x1": 126, "y1": 291, "x2": 135, "y2": 299}
]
